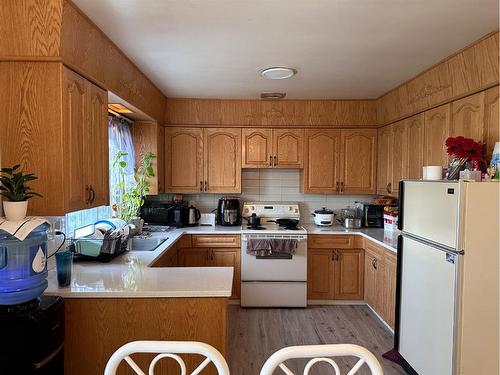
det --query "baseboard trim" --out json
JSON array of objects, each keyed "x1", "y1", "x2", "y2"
[{"x1": 307, "y1": 299, "x2": 366, "y2": 306}]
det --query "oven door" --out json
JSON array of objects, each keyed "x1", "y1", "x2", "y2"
[{"x1": 241, "y1": 235, "x2": 307, "y2": 281}]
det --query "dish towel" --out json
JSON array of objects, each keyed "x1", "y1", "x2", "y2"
[
  {"x1": 270, "y1": 239, "x2": 298, "y2": 255},
  {"x1": 246, "y1": 239, "x2": 273, "y2": 256},
  {"x1": 0, "y1": 216, "x2": 49, "y2": 241},
  {"x1": 246, "y1": 239, "x2": 298, "y2": 256}
]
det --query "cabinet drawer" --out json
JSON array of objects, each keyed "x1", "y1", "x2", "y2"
[
  {"x1": 308, "y1": 235, "x2": 354, "y2": 249},
  {"x1": 177, "y1": 235, "x2": 192, "y2": 248},
  {"x1": 192, "y1": 235, "x2": 241, "y2": 248}
]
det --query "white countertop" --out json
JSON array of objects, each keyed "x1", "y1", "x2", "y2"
[{"x1": 44, "y1": 224, "x2": 397, "y2": 299}]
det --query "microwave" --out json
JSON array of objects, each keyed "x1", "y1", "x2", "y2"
[{"x1": 354, "y1": 202, "x2": 395, "y2": 228}]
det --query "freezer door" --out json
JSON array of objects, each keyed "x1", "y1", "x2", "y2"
[
  {"x1": 398, "y1": 236, "x2": 458, "y2": 375},
  {"x1": 400, "y1": 181, "x2": 459, "y2": 249}
]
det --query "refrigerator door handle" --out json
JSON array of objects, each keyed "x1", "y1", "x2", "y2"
[
  {"x1": 401, "y1": 232, "x2": 460, "y2": 256},
  {"x1": 398, "y1": 180, "x2": 404, "y2": 230}
]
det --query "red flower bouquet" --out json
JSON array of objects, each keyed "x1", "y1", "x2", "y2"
[{"x1": 445, "y1": 136, "x2": 484, "y2": 162}]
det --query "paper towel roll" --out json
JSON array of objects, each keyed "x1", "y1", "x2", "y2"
[{"x1": 424, "y1": 166, "x2": 443, "y2": 180}]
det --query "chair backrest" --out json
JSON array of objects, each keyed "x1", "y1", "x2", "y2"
[
  {"x1": 104, "y1": 341, "x2": 231, "y2": 375},
  {"x1": 259, "y1": 343, "x2": 384, "y2": 375}
]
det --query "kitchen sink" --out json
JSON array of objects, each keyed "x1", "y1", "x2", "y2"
[{"x1": 129, "y1": 237, "x2": 168, "y2": 251}]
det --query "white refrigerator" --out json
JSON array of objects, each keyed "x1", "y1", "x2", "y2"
[{"x1": 396, "y1": 180, "x2": 499, "y2": 375}]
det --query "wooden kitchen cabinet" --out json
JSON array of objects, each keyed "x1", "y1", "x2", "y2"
[
  {"x1": 333, "y1": 249, "x2": 364, "y2": 300},
  {"x1": 406, "y1": 113, "x2": 425, "y2": 180},
  {"x1": 165, "y1": 127, "x2": 204, "y2": 193},
  {"x1": 132, "y1": 121, "x2": 165, "y2": 194},
  {"x1": 377, "y1": 126, "x2": 392, "y2": 195},
  {"x1": 449, "y1": 91, "x2": 485, "y2": 142},
  {"x1": 63, "y1": 66, "x2": 109, "y2": 211},
  {"x1": 363, "y1": 245, "x2": 384, "y2": 312},
  {"x1": 211, "y1": 248, "x2": 241, "y2": 299},
  {"x1": 390, "y1": 120, "x2": 408, "y2": 197},
  {"x1": 483, "y1": 86, "x2": 500, "y2": 159},
  {"x1": 307, "y1": 248, "x2": 335, "y2": 300},
  {"x1": 383, "y1": 251, "x2": 398, "y2": 329},
  {"x1": 340, "y1": 129, "x2": 377, "y2": 194},
  {"x1": 204, "y1": 128, "x2": 241, "y2": 193},
  {"x1": 424, "y1": 103, "x2": 450, "y2": 167},
  {"x1": 179, "y1": 248, "x2": 209, "y2": 267},
  {"x1": 242, "y1": 128, "x2": 303, "y2": 168},
  {"x1": 302, "y1": 129, "x2": 341, "y2": 194}
]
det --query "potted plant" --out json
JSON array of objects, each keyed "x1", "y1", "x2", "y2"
[
  {"x1": 0, "y1": 165, "x2": 42, "y2": 221},
  {"x1": 112, "y1": 151, "x2": 156, "y2": 234}
]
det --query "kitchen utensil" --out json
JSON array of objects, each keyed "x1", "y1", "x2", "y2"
[
  {"x1": 311, "y1": 207, "x2": 334, "y2": 226},
  {"x1": 343, "y1": 217, "x2": 362, "y2": 229},
  {"x1": 187, "y1": 205, "x2": 201, "y2": 226},
  {"x1": 243, "y1": 213, "x2": 261, "y2": 227},
  {"x1": 217, "y1": 197, "x2": 241, "y2": 226},
  {"x1": 266, "y1": 218, "x2": 300, "y2": 227}
]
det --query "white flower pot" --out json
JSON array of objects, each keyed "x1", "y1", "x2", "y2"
[{"x1": 3, "y1": 201, "x2": 28, "y2": 222}]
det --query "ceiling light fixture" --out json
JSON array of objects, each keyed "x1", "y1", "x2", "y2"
[
  {"x1": 260, "y1": 67, "x2": 297, "y2": 80},
  {"x1": 261, "y1": 92, "x2": 286, "y2": 100}
]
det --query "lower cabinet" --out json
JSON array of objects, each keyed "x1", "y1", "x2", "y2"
[
  {"x1": 172, "y1": 234, "x2": 241, "y2": 299},
  {"x1": 307, "y1": 236, "x2": 364, "y2": 300},
  {"x1": 364, "y1": 239, "x2": 397, "y2": 329}
]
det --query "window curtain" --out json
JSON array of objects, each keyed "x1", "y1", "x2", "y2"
[{"x1": 108, "y1": 116, "x2": 135, "y2": 208}]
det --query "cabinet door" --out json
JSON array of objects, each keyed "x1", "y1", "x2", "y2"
[
  {"x1": 273, "y1": 129, "x2": 304, "y2": 168},
  {"x1": 210, "y1": 248, "x2": 240, "y2": 299},
  {"x1": 383, "y1": 251, "x2": 397, "y2": 329},
  {"x1": 390, "y1": 121, "x2": 408, "y2": 197},
  {"x1": 483, "y1": 86, "x2": 499, "y2": 159},
  {"x1": 406, "y1": 114, "x2": 425, "y2": 180},
  {"x1": 364, "y1": 248, "x2": 381, "y2": 312},
  {"x1": 62, "y1": 67, "x2": 89, "y2": 212},
  {"x1": 204, "y1": 128, "x2": 241, "y2": 193},
  {"x1": 450, "y1": 92, "x2": 484, "y2": 141},
  {"x1": 424, "y1": 104, "x2": 450, "y2": 167},
  {"x1": 87, "y1": 83, "x2": 109, "y2": 207},
  {"x1": 333, "y1": 249, "x2": 364, "y2": 300},
  {"x1": 165, "y1": 127, "x2": 203, "y2": 193},
  {"x1": 303, "y1": 129, "x2": 341, "y2": 194},
  {"x1": 340, "y1": 129, "x2": 377, "y2": 194},
  {"x1": 307, "y1": 248, "x2": 334, "y2": 299},
  {"x1": 377, "y1": 126, "x2": 392, "y2": 195},
  {"x1": 242, "y1": 128, "x2": 272, "y2": 168},
  {"x1": 179, "y1": 248, "x2": 208, "y2": 267}
]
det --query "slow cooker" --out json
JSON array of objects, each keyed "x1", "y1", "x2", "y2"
[{"x1": 311, "y1": 207, "x2": 334, "y2": 226}]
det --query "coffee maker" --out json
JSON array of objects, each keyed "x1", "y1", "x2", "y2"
[{"x1": 217, "y1": 197, "x2": 241, "y2": 226}]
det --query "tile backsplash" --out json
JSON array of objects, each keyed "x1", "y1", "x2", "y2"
[{"x1": 181, "y1": 169, "x2": 375, "y2": 224}]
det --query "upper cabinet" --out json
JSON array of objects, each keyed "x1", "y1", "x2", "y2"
[
  {"x1": 63, "y1": 67, "x2": 109, "y2": 212},
  {"x1": 242, "y1": 128, "x2": 303, "y2": 168},
  {"x1": 390, "y1": 121, "x2": 408, "y2": 197},
  {"x1": 132, "y1": 121, "x2": 166, "y2": 194},
  {"x1": 483, "y1": 86, "x2": 499, "y2": 159},
  {"x1": 450, "y1": 92, "x2": 485, "y2": 141},
  {"x1": 377, "y1": 126, "x2": 392, "y2": 195},
  {"x1": 165, "y1": 127, "x2": 241, "y2": 194},
  {"x1": 406, "y1": 114, "x2": 425, "y2": 180},
  {"x1": 424, "y1": 103, "x2": 451, "y2": 167},
  {"x1": 340, "y1": 129, "x2": 377, "y2": 194},
  {"x1": 302, "y1": 128, "x2": 376, "y2": 195},
  {"x1": 302, "y1": 129, "x2": 341, "y2": 194}
]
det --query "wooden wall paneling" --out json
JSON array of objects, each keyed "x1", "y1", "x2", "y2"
[
  {"x1": 449, "y1": 91, "x2": 485, "y2": 141},
  {"x1": 87, "y1": 82, "x2": 109, "y2": 206},
  {"x1": 0, "y1": 62, "x2": 64, "y2": 215},
  {"x1": 423, "y1": 103, "x2": 451, "y2": 167},
  {"x1": 60, "y1": 1, "x2": 166, "y2": 122},
  {"x1": 203, "y1": 128, "x2": 241, "y2": 193},
  {"x1": 302, "y1": 129, "x2": 341, "y2": 194},
  {"x1": 164, "y1": 127, "x2": 204, "y2": 193},
  {"x1": 241, "y1": 128, "x2": 273, "y2": 168},
  {"x1": 132, "y1": 121, "x2": 165, "y2": 194},
  {"x1": 0, "y1": 0, "x2": 63, "y2": 58},
  {"x1": 483, "y1": 86, "x2": 500, "y2": 159},
  {"x1": 377, "y1": 32, "x2": 499, "y2": 125},
  {"x1": 376, "y1": 126, "x2": 392, "y2": 195},
  {"x1": 406, "y1": 114, "x2": 425, "y2": 179},
  {"x1": 340, "y1": 129, "x2": 377, "y2": 194},
  {"x1": 64, "y1": 297, "x2": 227, "y2": 375},
  {"x1": 165, "y1": 99, "x2": 377, "y2": 127},
  {"x1": 273, "y1": 129, "x2": 304, "y2": 168}
]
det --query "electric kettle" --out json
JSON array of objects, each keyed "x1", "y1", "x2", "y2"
[{"x1": 187, "y1": 205, "x2": 201, "y2": 226}]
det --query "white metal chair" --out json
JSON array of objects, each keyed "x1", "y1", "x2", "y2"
[
  {"x1": 103, "y1": 341, "x2": 230, "y2": 375},
  {"x1": 259, "y1": 344, "x2": 384, "y2": 375}
]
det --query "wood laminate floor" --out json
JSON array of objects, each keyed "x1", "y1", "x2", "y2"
[{"x1": 228, "y1": 305, "x2": 406, "y2": 375}]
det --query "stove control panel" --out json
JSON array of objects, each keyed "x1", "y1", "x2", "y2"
[{"x1": 242, "y1": 202, "x2": 300, "y2": 218}]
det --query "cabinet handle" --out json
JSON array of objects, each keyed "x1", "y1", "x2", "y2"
[
  {"x1": 206, "y1": 251, "x2": 209, "y2": 261},
  {"x1": 269, "y1": 155, "x2": 272, "y2": 166},
  {"x1": 200, "y1": 181, "x2": 203, "y2": 192},
  {"x1": 387, "y1": 183, "x2": 392, "y2": 194},
  {"x1": 204, "y1": 181, "x2": 208, "y2": 192},
  {"x1": 85, "y1": 185, "x2": 90, "y2": 204},
  {"x1": 90, "y1": 186, "x2": 96, "y2": 204},
  {"x1": 340, "y1": 182, "x2": 344, "y2": 193},
  {"x1": 331, "y1": 251, "x2": 335, "y2": 261},
  {"x1": 336, "y1": 182, "x2": 339, "y2": 192},
  {"x1": 274, "y1": 156, "x2": 277, "y2": 166},
  {"x1": 372, "y1": 258, "x2": 378, "y2": 270}
]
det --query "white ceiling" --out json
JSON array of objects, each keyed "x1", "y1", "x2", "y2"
[{"x1": 74, "y1": 0, "x2": 499, "y2": 99}]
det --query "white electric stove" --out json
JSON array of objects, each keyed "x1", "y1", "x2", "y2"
[{"x1": 240, "y1": 202, "x2": 307, "y2": 307}]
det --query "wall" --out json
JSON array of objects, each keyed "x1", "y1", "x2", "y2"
[{"x1": 180, "y1": 169, "x2": 374, "y2": 224}]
